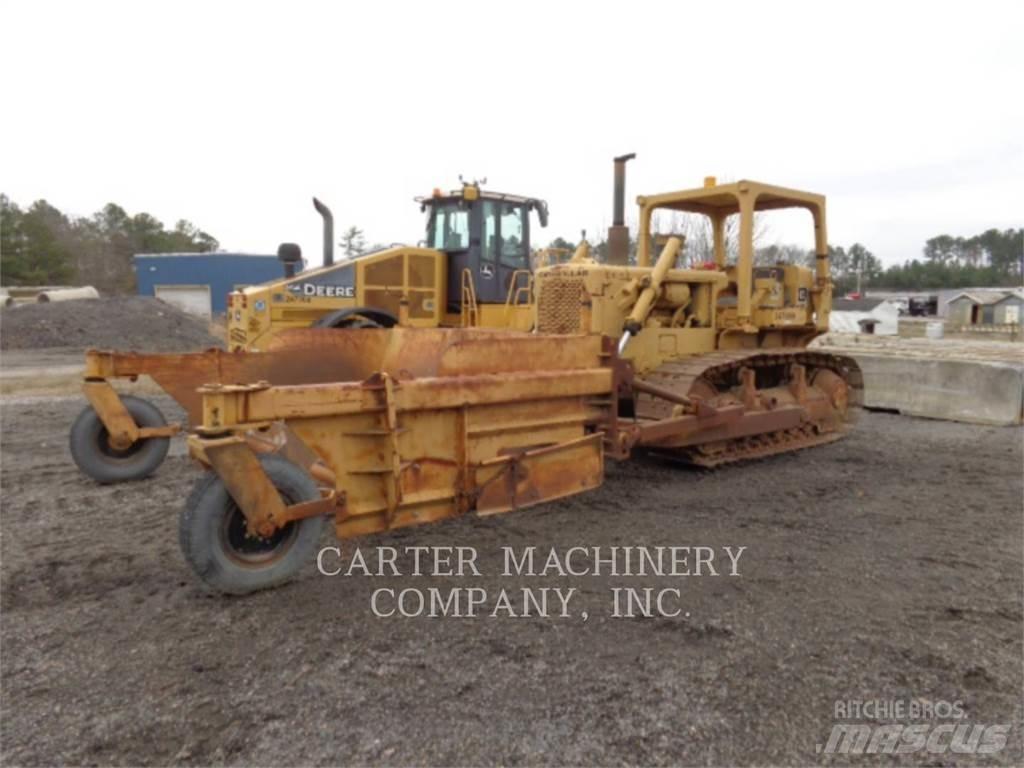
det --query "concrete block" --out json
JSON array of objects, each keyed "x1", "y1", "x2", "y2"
[{"x1": 847, "y1": 355, "x2": 1023, "y2": 426}]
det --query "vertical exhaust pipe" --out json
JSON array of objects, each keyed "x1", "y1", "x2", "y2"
[
  {"x1": 607, "y1": 153, "x2": 635, "y2": 265},
  {"x1": 612, "y1": 153, "x2": 635, "y2": 226},
  {"x1": 312, "y1": 197, "x2": 334, "y2": 267}
]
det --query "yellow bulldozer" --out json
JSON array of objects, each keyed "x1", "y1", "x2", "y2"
[
  {"x1": 532, "y1": 157, "x2": 856, "y2": 466},
  {"x1": 70, "y1": 156, "x2": 861, "y2": 594}
]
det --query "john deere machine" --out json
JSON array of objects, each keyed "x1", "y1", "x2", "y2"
[{"x1": 226, "y1": 183, "x2": 550, "y2": 350}]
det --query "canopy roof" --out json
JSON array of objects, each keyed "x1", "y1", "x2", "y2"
[{"x1": 638, "y1": 180, "x2": 824, "y2": 216}]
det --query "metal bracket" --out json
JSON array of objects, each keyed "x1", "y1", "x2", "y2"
[
  {"x1": 202, "y1": 437, "x2": 335, "y2": 537},
  {"x1": 82, "y1": 380, "x2": 140, "y2": 449},
  {"x1": 789, "y1": 364, "x2": 808, "y2": 403}
]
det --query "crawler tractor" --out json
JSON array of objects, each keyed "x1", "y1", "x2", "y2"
[
  {"x1": 536, "y1": 157, "x2": 858, "y2": 465},
  {"x1": 174, "y1": 156, "x2": 862, "y2": 594}
]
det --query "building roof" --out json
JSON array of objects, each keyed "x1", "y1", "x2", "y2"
[
  {"x1": 834, "y1": 298, "x2": 887, "y2": 311},
  {"x1": 993, "y1": 288, "x2": 1024, "y2": 304},
  {"x1": 946, "y1": 290, "x2": 1011, "y2": 306},
  {"x1": 865, "y1": 290, "x2": 936, "y2": 300},
  {"x1": 134, "y1": 252, "x2": 277, "y2": 259}
]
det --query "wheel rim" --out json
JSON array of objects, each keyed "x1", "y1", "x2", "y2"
[
  {"x1": 96, "y1": 427, "x2": 146, "y2": 461},
  {"x1": 218, "y1": 500, "x2": 299, "y2": 568},
  {"x1": 338, "y1": 317, "x2": 381, "y2": 329}
]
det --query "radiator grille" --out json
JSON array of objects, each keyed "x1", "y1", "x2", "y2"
[{"x1": 536, "y1": 275, "x2": 585, "y2": 334}]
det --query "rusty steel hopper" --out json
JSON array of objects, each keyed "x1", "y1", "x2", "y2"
[
  {"x1": 176, "y1": 328, "x2": 615, "y2": 593},
  {"x1": 74, "y1": 327, "x2": 593, "y2": 483}
]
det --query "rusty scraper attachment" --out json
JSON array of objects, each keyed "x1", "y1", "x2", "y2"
[
  {"x1": 178, "y1": 330, "x2": 617, "y2": 592},
  {"x1": 188, "y1": 332, "x2": 614, "y2": 538}
]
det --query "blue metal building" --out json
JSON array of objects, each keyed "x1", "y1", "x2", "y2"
[{"x1": 133, "y1": 252, "x2": 291, "y2": 317}]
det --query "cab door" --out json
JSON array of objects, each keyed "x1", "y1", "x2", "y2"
[
  {"x1": 477, "y1": 200, "x2": 530, "y2": 304},
  {"x1": 429, "y1": 202, "x2": 473, "y2": 313}
]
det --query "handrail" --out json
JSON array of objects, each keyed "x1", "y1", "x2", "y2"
[
  {"x1": 503, "y1": 269, "x2": 534, "y2": 325},
  {"x1": 460, "y1": 268, "x2": 479, "y2": 327}
]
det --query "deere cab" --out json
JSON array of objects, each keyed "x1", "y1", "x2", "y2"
[{"x1": 418, "y1": 181, "x2": 548, "y2": 311}]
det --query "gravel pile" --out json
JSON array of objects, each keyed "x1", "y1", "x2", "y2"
[{"x1": 0, "y1": 296, "x2": 223, "y2": 352}]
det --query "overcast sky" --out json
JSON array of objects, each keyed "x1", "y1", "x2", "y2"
[{"x1": 2, "y1": 1, "x2": 1021, "y2": 267}]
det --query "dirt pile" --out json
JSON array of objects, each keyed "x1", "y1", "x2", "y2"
[{"x1": 0, "y1": 296, "x2": 223, "y2": 352}]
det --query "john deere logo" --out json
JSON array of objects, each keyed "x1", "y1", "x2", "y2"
[{"x1": 289, "y1": 283, "x2": 355, "y2": 298}]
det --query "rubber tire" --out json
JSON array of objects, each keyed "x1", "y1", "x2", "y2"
[
  {"x1": 69, "y1": 395, "x2": 171, "y2": 484},
  {"x1": 312, "y1": 308, "x2": 396, "y2": 329},
  {"x1": 179, "y1": 455, "x2": 327, "y2": 595}
]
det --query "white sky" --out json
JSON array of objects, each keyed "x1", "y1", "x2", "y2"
[{"x1": 2, "y1": 0, "x2": 1021, "y2": 267}]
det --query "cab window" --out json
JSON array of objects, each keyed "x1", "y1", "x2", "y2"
[
  {"x1": 482, "y1": 201, "x2": 498, "y2": 262},
  {"x1": 426, "y1": 203, "x2": 470, "y2": 250},
  {"x1": 499, "y1": 204, "x2": 526, "y2": 267}
]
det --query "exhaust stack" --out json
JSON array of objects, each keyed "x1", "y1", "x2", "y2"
[
  {"x1": 312, "y1": 197, "x2": 334, "y2": 267},
  {"x1": 607, "y1": 153, "x2": 635, "y2": 265}
]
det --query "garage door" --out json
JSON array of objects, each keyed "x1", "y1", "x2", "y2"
[{"x1": 154, "y1": 284, "x2": 211, "y2": 319}]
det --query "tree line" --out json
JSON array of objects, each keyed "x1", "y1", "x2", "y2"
[
  {"x1": 1, "y1": 195, "x2": 219, "y2": 293},
  {"x1": 773, "y1": 229, "x2": 1022, "y2": 293},
  {"x1": 3, "y1": 192, "x2": 1018, "y2": 296},
  {"x1": 547, "y1": 226, "x2": 1022, "y2": 294}
]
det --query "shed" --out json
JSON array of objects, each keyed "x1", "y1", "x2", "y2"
[
  {"x1": 992, "y1": 289, "x2": 1024, "y2": 325},
  {"x1": 934, "y1": 288, "x2": 964, "y2": 318},
  {"x1": 133, "y1": 253, "x2": 290, "y2": 318},
  {"x1": 829, "y1": 297, "x2": 900, "y2": 335},
  {"x1": 946, "y1": 291, "x2": 1006, "y2": 325}
]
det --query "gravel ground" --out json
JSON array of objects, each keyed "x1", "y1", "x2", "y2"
[
  {"x1": 0, "y1": 397, "x2": 1021, "y2": 766},
  {"x1": 0, "y1": 297, "x2": 222, "y2": 352}
]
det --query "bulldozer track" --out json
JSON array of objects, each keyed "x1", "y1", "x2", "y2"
[
  {"x1": 635, "y1": 348, "x2": 864, "y2": 467},
  {"x1": 673, "y1": 424, "x2": 846, "y2": 468}
]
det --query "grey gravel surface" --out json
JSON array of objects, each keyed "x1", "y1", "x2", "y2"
[{"x1": 1, "y1": 398, "x2": 1021, "y2": 766}]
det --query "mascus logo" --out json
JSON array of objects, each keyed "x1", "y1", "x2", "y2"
[{"x1": 818, "y1": 723, "x2": 1010, "y2": 755}]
